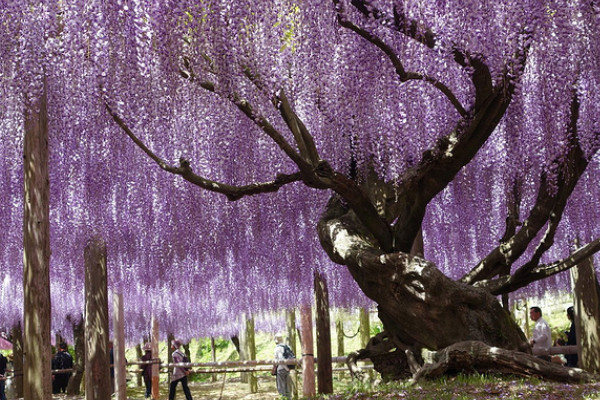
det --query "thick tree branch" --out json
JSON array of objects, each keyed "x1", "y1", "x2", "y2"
[
  {"x1": 475, "y1": 238, "x2": 600, "y2": 295},
  {"x1": 335, "y1": 9, "x2": 467, "y2": 117},
  {"x1": 179, "y1": 60, "x2": 310, "y2": 172},
  {"x1": 391, "y1": 29, "x2": 532, "y2": 252},
  {"x1": 346, "y1": 0, "x2": 494, "y2": 109},
  {"x1": 461, "y1": 93, "x2": 586, "y2": 285},
  {"x1": 105, "y1": 102, "x2": 302, "y2": 201},
  {"x1": 182, "y1": 58, "x2": 395, "y2": 250},
  {"x1": 391, "y1": 86, "x2": 515, "y2": 251},
  {"x1": 276, "y1": 90, "x2": 321, "y2": 165},
  {"x1": 241, "y1": 67, "x2": 321, "y2": 165}
]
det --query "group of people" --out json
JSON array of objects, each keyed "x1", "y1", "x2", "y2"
[{"x1": 528, "y1": 306, "x2": 578, "y2": 367}]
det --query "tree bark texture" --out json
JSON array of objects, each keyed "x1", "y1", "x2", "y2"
[
  {"x1": 23, "y1": 81, "x2": 52, "y2": 400},
  {"x1": 66, "y1": 314, "x2": 85, "y2": 395},
  {"x1": 84, "y1": 237, "x2": 111, "y2": 400},
  {"x1": 570, "y1": 256, "x2": 600, "y2": 373},
  {"x1": 314, "y1": 271, "x2": 333, "y2": 394}
]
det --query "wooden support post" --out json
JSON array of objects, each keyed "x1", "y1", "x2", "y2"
[
  {"x1": 286, "y1": 309, "x2": 297, "y2": 355},
  {"x1": 23, "y1": 76, "x2": 52, "y2": 400},
  {"x1": 570, "y1": 254, "x2": 600, "y2": 373},
  {"x1": 210, "y1": 338, "x2": 217, "y2": 382},
  {"x1": 300, "y1": 305, "x2": 315, "y2": 398},
  {"x1": 135, "y1": 343, "x2": 143, "y2": 386},
  {"x1": 167, "y1": 332, "x2": 174, "y2": 383},
  {"x1": 151, "y1": 317, "x2": 160, "y2": 400},
  {"x1": 10, "y1": 322, "x2": 24, "y2": 398},
  {"x1": 84, "y1": 237, "x2": 111, "y2": 400},
  {"x1": 314, "y1": 271, "x2": 333, "y2": 394},
  {"x1": 336, "y1": 317, "x2": 345, "y2": 379},
  {"x1": 359, "y1": 308, "x2": 370, "y2": 349},
  {"x1": 247, "y1": 317, "x2": 258, "y2": 393},
  {"x1": 113, "y1": 292, "x2": 127, "y2": 399},
  {"x1": 239, "y1": 316, "x2": 248, "y2": 383},
  {"x1": 66, "y1": 314, "x2": 85, "y2": 394},
  {"x1": 286, "y1": 309, "x2": 299, "y2": 399}
]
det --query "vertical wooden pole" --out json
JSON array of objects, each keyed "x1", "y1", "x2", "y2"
[
  {"x1": 286, "y1": 309, "x2": 298, "y2": 399},
  {"x1": 210, "y1": 338, "x2": 217, "y2": 382},
  {"x1": 167, "y1": 332, "x2": 174, "y2": 383},
  {"x1": 66, "y1": 314, "x2": 85, "y2": 394},
  {"x1": 571, "y1": 255, "x2": 600, "y2": 373},
  {"x1": 10, "y1": 322, "x2": 24, "y2": 398},
  {"x1": 239, "y1": 316, "x2": 248, "y2": 383},
  {"x1": 23, "y1": 76, "x2": 52, "y2": 400},
  {"x1": 359, "y1": 308, "x2": 370, "y2": 349},
  {"x1": 84, "y1": 237, "x2": 111, "y2": 400},
  {"x1": 135, "y1": 343, "x2": 143, "y2": 386},
  {"x1": 336, "y1": 317, "x2": 345, "y2": 379},
  {"x1": 314, "y1": 271, "x2": 333, "y2": 394},
  {"x1": 247, "y1": 317, "x2": 257, "y2": 393},
  {"x1": 286, "y1": 310, "x2": 297, "y2": 355},
  {"x1": 113, "y1": 292, "x2": 127, "y2": 399},
  {"x1": 300, "y1": 305, "x2": 315, "y2": 398},
  {"x1": 151, "y1": 317, "x2": 160, "y2": 400},
  {"x1": 523, "y1": 298, "x2": 530, "y2": 339}
]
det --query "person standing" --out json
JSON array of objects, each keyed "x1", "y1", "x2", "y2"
[
  {"x1": 565, "y1": 306, "x2": 578, "y2": 367},
  {"x1": 141, "y1": 343, "x2": 153, "y2": 398},
  {"x1": 529, "y1": 307, "x2": 552, "y2": 361},
  {"x1": 274, "y1": 334, "x2": 292, "y2": 399},
  {"x1": 169, "y1": 340, "x2": 193, "y2": 400},
  {"x1": 0, "y1": 351, "x2": 7, "y2": 400},
  {"x1": 51, "y1": 342, "x2": 73, "y2": 394}
]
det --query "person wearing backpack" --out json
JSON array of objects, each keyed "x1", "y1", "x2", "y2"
[
  {"x1": 169, "y1": 339, "x2": 193, "y2": 400},
  {"x1": 274, "y1": 334, "x2": 294, "y2": 399},
  {"x1": 0, "y1": 351, "x2": 7, "y2": 400},
  {"x1": 51, "y1": 342, "x2": 73, "y2": 394}
]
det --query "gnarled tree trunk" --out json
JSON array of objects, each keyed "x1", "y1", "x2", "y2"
[{"x1": 319, "y1": 197, "x2": 530, "y2": 378}]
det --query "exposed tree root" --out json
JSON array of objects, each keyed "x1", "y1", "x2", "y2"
[
  {"x1": 346, "y1": 331, "x2": 415, "y2": 382},
  {"x1": 408, "y1": 341, "x2": 598, "y2": 383}
]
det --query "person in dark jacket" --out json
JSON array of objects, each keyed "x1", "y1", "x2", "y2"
[
  {"x1": 565, "y1": 306, "x2": 578, "y2": 367},
  {"x1": 51, "y1": 342, "x2": 73, "y2": 394},
  {"x1": 141, "y1": 343, "x2": 153, "y2": 398}
]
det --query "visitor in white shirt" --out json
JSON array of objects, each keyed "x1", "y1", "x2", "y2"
[{"x1": 529, "y1": 306, "x2": 552, "y2": 361}]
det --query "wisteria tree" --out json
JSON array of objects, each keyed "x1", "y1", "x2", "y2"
[
  {"x1": 101, "y1": 0, "x2": 600, "y2": 374},
  {"x1": 1, "y1": 0, "x2": 600, "y2": 385}
]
